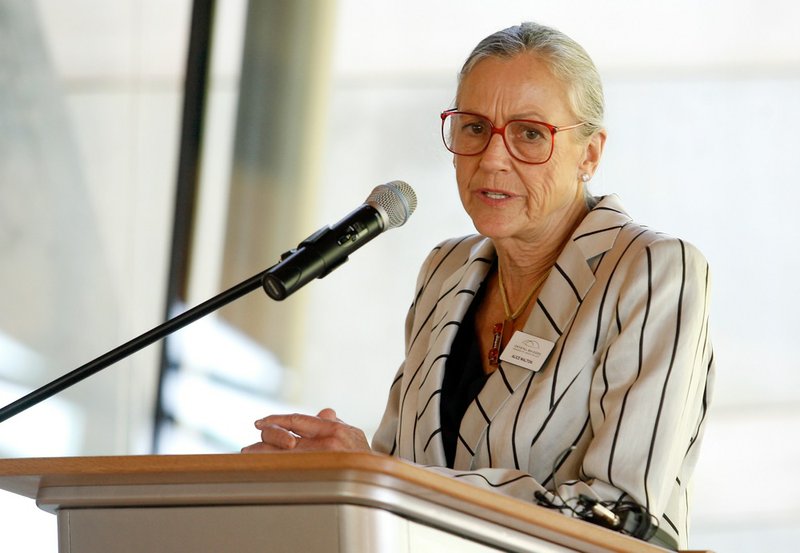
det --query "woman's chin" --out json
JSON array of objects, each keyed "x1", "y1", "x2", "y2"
[{"x1": 471, "y1": 219, "x2": 518, "y2": 241}]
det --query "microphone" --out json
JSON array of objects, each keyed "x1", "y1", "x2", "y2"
[{"x1": 262, "y1": 181, "x2": 417, "y2": 300}]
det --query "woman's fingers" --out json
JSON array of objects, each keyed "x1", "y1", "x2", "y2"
[
  {"x1": 255, "y1": 413, "x2": 335, "y2": 439},
  {"x1": 255, "y1": 421, "x2": 300, "y2": 449},
  {"x1": 316, "y1": 407, "x2": 338, "y2": 421},
  {"x1": 249, "y1": 411, "x2": 371, "y2": 452}
]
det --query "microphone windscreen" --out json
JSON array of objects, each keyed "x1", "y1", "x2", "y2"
[{"x1": 367, "y1": 181, "x2": 417, "y2": 229}]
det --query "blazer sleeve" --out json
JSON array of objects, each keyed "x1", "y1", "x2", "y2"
[
  {"x1": 371, "y1": 243, "x2": 443, "y2": 456},
  {"x1": 574, "y1": 237, "x2": 714, "y2": 515}
]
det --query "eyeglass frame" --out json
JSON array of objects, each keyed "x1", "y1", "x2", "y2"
[{"x1": 440, "y1": 109, "x2": 587, "y2": 165}]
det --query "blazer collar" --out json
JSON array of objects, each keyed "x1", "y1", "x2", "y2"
[
  {"x1": 430, "y1": 237, "x2": 496, "y2": 330},
  {"x1": 520, "y1": 194, "x2": 631, "y2": 344},
  {"x1": 572, "y1": 194, "x2": 632, "y2": 261}
]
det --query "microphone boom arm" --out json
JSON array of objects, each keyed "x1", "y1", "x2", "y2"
[{"x1": 0, "y1": 265, "x2": 275, "y2": 424}]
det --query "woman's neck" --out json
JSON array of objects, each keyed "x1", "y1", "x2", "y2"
[{"x1": 492, "y1": 198, "x2": 588, "y2": 305}]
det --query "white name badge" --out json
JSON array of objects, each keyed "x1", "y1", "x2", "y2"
[{"x1": 500, "y1": 331, "x2": 555, "y2": 372}]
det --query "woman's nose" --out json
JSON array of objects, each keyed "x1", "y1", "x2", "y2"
[{"x1": 479, "y1": 133, "x2": 513, "y2": 169}]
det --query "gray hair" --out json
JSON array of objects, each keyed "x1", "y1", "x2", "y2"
[{"x1": 457, "y1": 22, "x2": 604, "y2": 141}]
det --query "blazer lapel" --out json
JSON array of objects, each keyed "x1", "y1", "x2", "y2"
[
  {"x1": 415, "y1": 237, "x2": 495, "y2": 463},
  {"x1": 524, "y1": 194, "x2": 632, "y2": 406},
  {"x1": 454, "y1": 359, "x2": 534, "y2": 469},
  {"x1": 429, "y1": 237, "x2": 495, "y2": 334},
  {"x1": 522, "y1": 194, "x2": 632, "y2": 346}
]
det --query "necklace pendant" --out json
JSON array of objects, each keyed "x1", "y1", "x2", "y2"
[{"x1": 489, "y1": 322, "x2": 504, "y2": 365}]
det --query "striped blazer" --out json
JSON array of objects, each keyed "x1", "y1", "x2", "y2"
[{"x1": 372, "y1": 195, "x2": 714, "y2": 549}]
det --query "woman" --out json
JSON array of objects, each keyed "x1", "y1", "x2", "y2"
[{"x1": 243, "y1": 22, "x2": 714, "y2": 550}]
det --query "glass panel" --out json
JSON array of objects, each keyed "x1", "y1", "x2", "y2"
[
  {"x1": 0, "y1": 1, "x2": 191, "y2": 550},
  {"x1": 0, "y1": 0, "x2": 190, "y2": 456},
  {"x1": 156, "y1": 0, "x2": 337, "y2": 453}
]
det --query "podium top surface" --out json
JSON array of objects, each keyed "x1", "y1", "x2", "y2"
[{"x1": 0, "y1": 451, "x2": 676, "y2": 553}]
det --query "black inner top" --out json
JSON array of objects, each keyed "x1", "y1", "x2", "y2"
[{"x1": 440, "y1": 281, "x2": 492, "y2": 468}]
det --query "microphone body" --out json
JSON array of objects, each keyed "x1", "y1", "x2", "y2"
[
  {"x1": 262, "y1": 204, "x2": 383, "y2": 300},
  {"x1": 262, "y1": 181, "x2": 416, "y2": 300}
]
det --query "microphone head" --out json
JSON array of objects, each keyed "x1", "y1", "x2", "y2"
[{"x1": 367, "y1": 181, "x2": 417, "y2": 230}]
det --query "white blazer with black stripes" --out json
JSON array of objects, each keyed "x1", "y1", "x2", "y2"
[{"x1": 372, "y1": 194, "x2": 715, "y2": 549}]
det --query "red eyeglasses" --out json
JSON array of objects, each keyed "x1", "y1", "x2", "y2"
[{"x1": 441, "y1": 109, "x2": 586, "y2": 164}]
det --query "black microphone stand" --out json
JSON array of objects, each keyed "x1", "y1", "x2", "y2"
[{"x1": 0, "y1": 266, "x2": 277, "y2": 424}]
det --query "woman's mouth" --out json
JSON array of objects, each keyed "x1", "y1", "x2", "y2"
[{"x1": 483, "y1": 191, "x2": 510, "y2": 200}]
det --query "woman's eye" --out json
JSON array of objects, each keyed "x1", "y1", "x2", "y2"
[
  {"x1": 463, "y1": 122, "x2": 487, "y2": 135},
  {"x1": 520, "y1": 126, "x2": 544, "y2": 141}
]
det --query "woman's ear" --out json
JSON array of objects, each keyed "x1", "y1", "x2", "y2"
[{"x1": 578, "y1": 129, "x2": 607, "y2": 178}]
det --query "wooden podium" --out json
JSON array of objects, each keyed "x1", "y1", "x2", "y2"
[{"x1": 0, "y1": 451, "x2": 676, "y2": 553}]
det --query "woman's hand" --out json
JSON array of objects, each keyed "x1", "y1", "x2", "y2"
[{"x1": 241, "y1": 408, "x2": 371, "y2": 453}]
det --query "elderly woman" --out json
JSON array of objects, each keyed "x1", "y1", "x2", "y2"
[{"x1": 244, "y1": 22, "x2": 714, "y2": 550}]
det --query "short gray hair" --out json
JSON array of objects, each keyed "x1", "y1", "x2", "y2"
[{"x1": 457, "y1": 22, "x2": 604, "y2": 140}]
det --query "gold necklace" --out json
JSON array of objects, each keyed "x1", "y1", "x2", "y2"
[{"x1": 488, "y1": 266, "x2": 548, "y2": 366}]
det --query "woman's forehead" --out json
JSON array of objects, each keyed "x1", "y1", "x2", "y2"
[{"x1": 457, "y1": 55, "x2": 573, "y2": 120}]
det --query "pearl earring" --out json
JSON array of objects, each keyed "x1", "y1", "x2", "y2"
[{"x1": 581, "y1": 173, "x2": 591, "y2": 183}]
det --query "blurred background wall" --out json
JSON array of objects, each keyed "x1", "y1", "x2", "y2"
[{"x1": 1, "y1": 0, "x2": 799, "y2": 550}]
